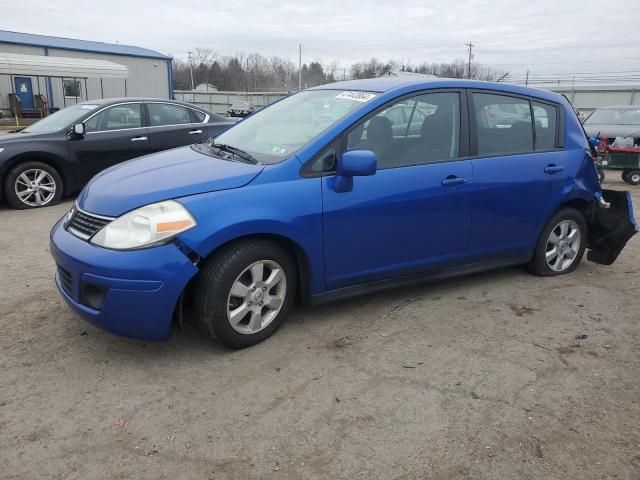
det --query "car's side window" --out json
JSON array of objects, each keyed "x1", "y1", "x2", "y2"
[
  {"x1": 303, "y1": 140, "x2": 340, "y2": 176},
  {"x1": 346, "y1": 92, "x2": 461, "y2": 169},
  {"x1": 532, "y1": 102, "x2": 557, "y2": 150},
  {"x1": 382, "y1": 106, "x2": 406, "y2": 127},
  {"x1": 85, "y1": 104, "x2": 142, "y2": 132},
  {"x1": 148, "y1": 103, "x2": 193, "y2": 127},
  {"x1": 473, "y1": 93, "x2": 533, "y2": 156},
  {"x1": 191, "y1": 109, "x2": 207, "y2": 123}
]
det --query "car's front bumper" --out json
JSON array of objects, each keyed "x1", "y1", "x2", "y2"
[{"x1": 50, "y1": 218, "x2": 199, "y2": 340}]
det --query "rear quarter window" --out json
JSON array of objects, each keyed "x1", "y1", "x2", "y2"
[{"x1": 191, "y1": 109, "x2": 207, "y2": 122}]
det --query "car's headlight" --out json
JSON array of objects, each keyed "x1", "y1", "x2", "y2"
[
  {"x1": 90, "y1": 200, "x2": 196, "y2": 250},
  {"x1": 63, "y1": 205, "x2": 75, "y2": 227}
]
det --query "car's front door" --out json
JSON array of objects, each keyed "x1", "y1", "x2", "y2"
[
  {"x1": 145, "y1": 102, "x2": 206, "y2": 152},
  {"x1": 321, "y1": 91, "x2": 473, "y2": 290},
  {"x1": 68, "y1": 102, "x2": 150, "y2": 183},
  {"x1": 468, "y1": 91, "x2": 569, "y2": 259}
]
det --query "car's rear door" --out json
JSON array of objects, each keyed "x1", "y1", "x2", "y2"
[
  {"x1": 467, "y1": 91, "x2": 569, "y2": 259},
  {"x1": 321, "y1": 90, "x2": 474, "y2": 290},
  {"x1": 145, "y1": 102, "x2": 207, "y2": 152},
  {"x1": 68, "y1": 102, "x2": 150, "y2": 182}
]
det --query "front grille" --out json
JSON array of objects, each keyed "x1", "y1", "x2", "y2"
[
  {"x1": 67, "y1": 208, "x2": 112, "y2": 240},
  {"x1": 57, "y1": 265, "x2": 72, "y2": 294}
]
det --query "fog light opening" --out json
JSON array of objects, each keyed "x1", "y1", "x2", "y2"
[{"x1": 82, "y1": 283, "x2": 107, "y2": 310}]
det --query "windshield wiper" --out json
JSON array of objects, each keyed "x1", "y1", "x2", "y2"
[{"x1": 210, "y1": 142, "x2": 259, "y2": 164}]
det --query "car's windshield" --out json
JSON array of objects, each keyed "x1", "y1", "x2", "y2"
[
  {"x1": 585, "y1": 108, "x2": 640, "y2": 126},
  {"x1": 22, "y1": 104, "x2": 100, "y2": 133},
  {"x1": 209, "y1": 89, "x2": 378, "y2": 163}
]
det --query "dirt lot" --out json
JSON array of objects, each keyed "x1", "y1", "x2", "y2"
[{"x1": 1, "y1": 180, "x2": 639, "y2": 480}]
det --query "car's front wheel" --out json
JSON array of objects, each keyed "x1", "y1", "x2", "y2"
[
  {"x1": 4, "y1": 161, "x2": 63, "y2": 209},
  {"x1": 193, "y1": 239, "x2": 297, "y2": 348},
  {"x1": 528, "y1": 208, "x2": 587, "y2": 276}
]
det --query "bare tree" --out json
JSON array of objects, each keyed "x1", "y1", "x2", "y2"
[{"x1": 172, "y1": 51, "x2": 507, "y2": 91}]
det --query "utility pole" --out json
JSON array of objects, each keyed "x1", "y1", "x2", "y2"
[
  {"x1": 525, "y1": 69, "x2": 529, "y2": 86},
  {"x1": 187, "y1": 51, "x2": 195, "y2": 91},
  {"x1": 298, "y1": 43, "x2": 302, "y2": 91},
  {"x1": 465, "y1": 42, "x2": 474, "y2": 79}
]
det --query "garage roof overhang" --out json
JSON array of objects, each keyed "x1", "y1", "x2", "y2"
[{"x1": 0, "y1": 53, "x2": 128, "y2": 79}]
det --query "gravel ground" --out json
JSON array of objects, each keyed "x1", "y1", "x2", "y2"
[{"x1": 1, "y1": 180, "x2": 639, "y2": 480}]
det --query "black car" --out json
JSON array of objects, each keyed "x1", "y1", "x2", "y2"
[
  {"x1": 227, "y1": 101, "x2": 255, "y2": 118},
  {"x1": 0, "y1": 98, "x2": 235, "y2": 209}
]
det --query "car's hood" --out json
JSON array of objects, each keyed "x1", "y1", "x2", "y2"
[
  {"x1": 0, "y1": 130, "x2": 53, "y2": 143},
  {"x1": 77, "y1": 146, "x2": 264, "y2": 216},
  {"x1": 583, "y1": 124, "x2": 640, "y2": 138}
]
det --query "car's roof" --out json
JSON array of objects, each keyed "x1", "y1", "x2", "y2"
[
  {"x1": 309, "y1": 77, "x2": 564, "y2": 103},
  {"x1": 77, "y1": 98, "x2": 220, "y2": 115},
  {"x1": 80, "y1": 98, "x2": 198, "y2": 107}
]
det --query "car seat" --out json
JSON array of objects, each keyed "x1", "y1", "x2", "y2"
[{"x1": 366, "y1": 116, "x2": 393, "y2": 167}]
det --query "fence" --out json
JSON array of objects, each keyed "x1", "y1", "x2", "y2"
[
  {"x1": 173, "y1": 90, "x2": 289, "y2": 115},
  {"x1": 545, "y1": 85, "x2": 640, "y2": 113}
]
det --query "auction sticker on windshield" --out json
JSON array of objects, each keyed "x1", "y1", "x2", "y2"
[{"x1": 335, "y1": 91, "x2": 377, "y2": 102}]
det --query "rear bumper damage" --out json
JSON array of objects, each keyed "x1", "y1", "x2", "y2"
[{"x1": 587, "y1": 189, "x2": 638, "y2": 265}]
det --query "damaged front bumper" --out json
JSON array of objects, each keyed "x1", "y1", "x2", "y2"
[{"x1": 587, "y1": 189, "x2": 638, "y2": 265}]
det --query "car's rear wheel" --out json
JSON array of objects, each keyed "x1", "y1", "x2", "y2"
[
  {"x1": 624, "y1": 169, "x2": 640, "y2": 185},
  {"x1": 4, "y1": 161, "x2": 63, "y2": 209},
  {"x1": 528, "y1": 208, "x2": 587, "y2": 276},
  {"x1": 193, "y1": 240, "x2": 297, "y2": 349}
]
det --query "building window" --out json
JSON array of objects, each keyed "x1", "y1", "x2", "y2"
[{"x1": 63, "y1": 79, "x2": 81, "y2": 97}]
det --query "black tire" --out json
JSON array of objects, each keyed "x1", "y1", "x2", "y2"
[
  {"x1": 4, "y1": 161, "x2": 63, "y2": 209},
  {"x1": 625, "y1": 169, "x2": 640, "y2": 186},
  {"x1": 597, "y1": 168, "x2": 605, "y2": 184},
  {"x1": 622, "y1": 170, "x2": 631, "y2": 183},
  {"x1": 528, "y1": 208, "x2": 587, "y2": 276},
  {"x1": 193, "y1": 239, "x2": 297, "y2": 349}
]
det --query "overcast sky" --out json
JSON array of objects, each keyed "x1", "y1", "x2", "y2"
[{"x1": 2, "y1": 0, "x2": 640, "y2": 84}]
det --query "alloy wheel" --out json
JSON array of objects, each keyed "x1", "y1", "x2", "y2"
[
  {"x1": 545, "y1": 219, "x2": 581, "y2": 272},
  {"x1": 226, "y1": 260, "x2": 287, "y2": 334},
  {"x1": 14, "y1": 168, "x2": 57, "y2": 207}
]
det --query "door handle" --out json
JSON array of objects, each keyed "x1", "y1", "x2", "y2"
[
  {"x1": 441, "y1": 176, "x2": 466, "y2": 187},
  {"x1": 130, "y1": 136, "x2": 147, "y2": 142},
  {"x1": 544, "y1": 165, "x2": 564, "y2": 174},
  {"x1": 188, "y1": 129, "x2": 203, "y2": 134}
]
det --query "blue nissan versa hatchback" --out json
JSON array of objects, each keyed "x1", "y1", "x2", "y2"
[{"x1": 50, "y1": 78, "x2": 637, "y2": 348}]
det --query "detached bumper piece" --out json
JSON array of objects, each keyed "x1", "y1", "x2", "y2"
[{"x1": 587, "y1": 189, "x2": 638, "y2": 265}]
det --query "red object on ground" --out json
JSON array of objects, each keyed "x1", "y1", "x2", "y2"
[{"x1": 597, "y1": 136, "x2": 608, "y2": 153}]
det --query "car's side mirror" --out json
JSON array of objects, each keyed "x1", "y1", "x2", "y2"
[
  {"x1": 333, "y1": 149, "x2": 377, "y2": 193},
  {"x1": 71, "y1": 123, "x2": 85, "y2": 138}
]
